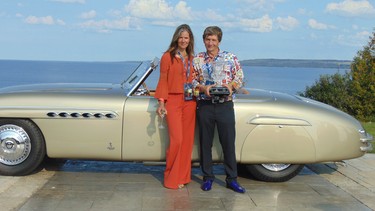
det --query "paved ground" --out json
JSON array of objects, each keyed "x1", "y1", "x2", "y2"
[{"x1": 1, "y1": 154, "x2": 374, "y2": 211}]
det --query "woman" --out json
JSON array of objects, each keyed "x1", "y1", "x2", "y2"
[{"x1": 154, "y1": 24, "x2": 196, "y2": 189}]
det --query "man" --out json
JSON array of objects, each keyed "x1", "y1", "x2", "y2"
[{"x1": 192, "y1": 26, "x2": 245, "y2": 193}]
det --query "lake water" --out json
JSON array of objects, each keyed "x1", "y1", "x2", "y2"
[{"x1": 0, "y1": 60, "x2": 347, "y2": 95}]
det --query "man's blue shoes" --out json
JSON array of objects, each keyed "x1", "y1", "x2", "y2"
[
  {"x1": 201, "y1": 179, "x2": 213, "y2": 191},
  {"x1": 226, "y1": 180, "x2": 246, "y2": 193},
  {"x1": 201, "y1": 179, "x2": 245, "y2": 193}
]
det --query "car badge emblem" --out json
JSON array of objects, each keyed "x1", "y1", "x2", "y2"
[{"x1": 107, "y1": 142, "x2": 115, "y2": 150}]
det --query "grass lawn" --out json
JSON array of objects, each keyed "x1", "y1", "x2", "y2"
[{"x1": 363, "y1": 122, "x2": 375, "y2": 153}]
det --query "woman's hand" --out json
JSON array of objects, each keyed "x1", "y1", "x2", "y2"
[{"x1": 157, "y1": 102, "x2": 167, "y2": 117}]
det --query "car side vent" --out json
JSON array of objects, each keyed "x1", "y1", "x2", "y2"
[
  {"x1": 93, "y1": 113, "x2": 103, "y2": 118},
  {"x1": 59, "y1": 112, "x2": 69, "y2": 117},
  {"x1": 47, "y1": 112, "x2": 58, "y2": 117},
  {"x1": 46, "y1": 111, "x2": 117, "y2": 119},
  {"x1": 105, "y1": 113, "x2": 116, "y2": 118},
  {"x1": 82, "y1": 113, "x2": 92, "y2": 118},
  {"x1": 70, "y1": 113, "x2": 80, "y2": 117}
]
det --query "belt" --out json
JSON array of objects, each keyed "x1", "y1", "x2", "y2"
[{"x1": 200, "y1": 99, "x2": 233, "y2": 104}]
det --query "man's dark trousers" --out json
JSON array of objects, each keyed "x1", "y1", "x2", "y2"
[{"x1": 197, "y1": 100, "x2": 238, "y2": 182}]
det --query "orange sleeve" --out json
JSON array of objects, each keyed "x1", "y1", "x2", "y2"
[
  {"x1": 155, "y1": 52, "x2": 186, "y2": 100},
  {"x1": 154, "y1": 53, "x2": 171, "y2": 100}
]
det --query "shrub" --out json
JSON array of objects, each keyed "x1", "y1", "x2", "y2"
[
  {"x1": 300, "y1": 31, "x2": 375, "y2": 121},
  {"x1": 299, "y1": 72, "x2": 353, "y2": 114}
]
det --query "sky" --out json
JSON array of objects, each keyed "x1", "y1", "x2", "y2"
[{"x1": 0, "y1": 0, "x2": 374, "y2": 62}]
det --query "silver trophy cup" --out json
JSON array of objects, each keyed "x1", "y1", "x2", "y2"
[{"x1": 209, "y1": 60, "x2": 230, "y2": 103}]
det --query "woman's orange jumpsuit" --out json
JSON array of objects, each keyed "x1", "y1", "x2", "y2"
[{"x1": 154, "y1": 52, "x2": 196, "y2": 189}]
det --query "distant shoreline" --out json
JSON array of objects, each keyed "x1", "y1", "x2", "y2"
[
  {"x1": 0, "y1": 58, "x2": 352, "y2": 69},
  {"x1": 241, "y1": 59, "x2": 352, "y2": 69}
]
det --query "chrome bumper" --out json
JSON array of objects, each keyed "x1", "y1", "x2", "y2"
[{"x1": 360, "y1": 130, "x2": 373, "y2": 152}]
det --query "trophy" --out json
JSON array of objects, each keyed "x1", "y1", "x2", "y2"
[{"x1": 209, "y1": 60, "x2": 230, "y2": 103}]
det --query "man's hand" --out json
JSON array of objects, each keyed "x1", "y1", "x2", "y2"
[
  {"x1": 222, "y1": 84, "x2": 233, "y2": 96},
  {"x1": 203, "y1": 84, "x2": 216, "y2": 97}
]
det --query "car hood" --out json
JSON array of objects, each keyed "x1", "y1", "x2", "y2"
[
  {"x1": 235, "y1": 88, "x2": 362, "y2": 129},
  {"x1": 235, "y1": 88, "x2": 302, "y2": 105},
  {"x1": 0, "y1": 83, "x2": 127, "y2": 119},
  {"x1": 236, "y1": 88, "x2": 335, "y2": 111},
  {"x1": 236, "y1": 88, "x2": 348, "y2": 115},
  {"x1": 0, "y1": 83, "x2": 123, "y2": 94}
]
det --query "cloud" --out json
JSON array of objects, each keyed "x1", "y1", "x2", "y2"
[
  {"x1": 125, "y1": 0, "x2": 193, "y2": 21},
  {"x1": 108, "y1": 10, "x2": 123, "y2": 18},
  {"x1": 56, "y1": 19, "x2": 66, "y2": 25},
  {"x1": 79, "y1": 17, "x2": 141, "y2": 32},
  {"x1": 308, "y1": 19, "x2": 334, "y2": 30},
  {"x1": 125, "y1": 0, "x2": 173, "y2": 19},
  {"x1": 174, "y1": 1, "x2": 193, "y2": 20},
  {"x1": 24, "y1": 15, "x2": 65, "y2": 25},
  {"x1": 240, "y1": 15, "x2": 273, "y2": 32},
  {"x1": 235, "y1": 0, "x2": 285, "y2": 13},
  {"x1": 326, "y1": 0, "x2": 375, "y2": 17},
  {"x1": 240, "y1": 15, "x2": 299, "y2": 32},
  {"x1": 79, "y1": 0, "x2": 189, "y2": 32},
  {"x1": 334, "y1": 30, "x2": 371, "y2": 47},
  {"x1": 275, "y1": 16, "x2": 299, "y2": 31},
  {"x1": 81, "y1": 10, "x2": 97, "y2": 19},
  {"x1": 50, "y1": 0, "x2": 85, "y2": 3},
  {"x1": 199, "y1": 9, "x2": 226, "y2": 22},
  {"x1": 150, "y1": 21, "x2": 182, "y2": 27}
]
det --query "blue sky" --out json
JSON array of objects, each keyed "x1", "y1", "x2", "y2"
[{"x1": 0, "y1": 0, "x2": 374, "y2": 61}]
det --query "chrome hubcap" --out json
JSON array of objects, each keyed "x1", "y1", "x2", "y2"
[
  {"x1": 261, "y1": 164, "x2": 291, "y2": 171},
  {"x1": 0, "y1": 124, "x2": 31, "y2": 165}
]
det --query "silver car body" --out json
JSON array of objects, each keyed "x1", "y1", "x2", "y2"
[{"x1": 0, "y1": 58, "x2": 373, "y2": 181}]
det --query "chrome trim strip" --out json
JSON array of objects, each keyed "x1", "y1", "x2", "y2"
[
  {"x1": 360, "y1": 142, "x2": 373, "y2": 152},
  {"x1": 248, "y1": 115, "x2": 311, "y2": 126},
  {"x1": 359, "y1": 131, "x2": 373, "y2": 142},
  {"x1": 359, "y1": 130, "x2": 373, "y2": 152}
]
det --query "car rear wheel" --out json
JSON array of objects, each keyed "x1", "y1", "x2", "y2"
[
  {"x1": 244, "y1": 164, "x2": 304, "y2": 182},
  {"x1": 0, "y1": 119, "x2": 46, "y2": 176}
]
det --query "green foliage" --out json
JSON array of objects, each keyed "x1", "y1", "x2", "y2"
[
  {"x1": 349, "y1": 33, "x2": 375, "y2": 121},
  {"x1": 299, "y1": 73, "x2": 353, "y2": 114},
  {"x1": 300, "y1": 31, "x2": 375, "y2": 121},
  {"x1": 362, "y1": 122, "x2": 375, "y2": 153}
]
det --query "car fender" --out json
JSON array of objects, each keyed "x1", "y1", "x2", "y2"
[{"x1": 240, "y1": 115, "x2": 316, "y2": 163}]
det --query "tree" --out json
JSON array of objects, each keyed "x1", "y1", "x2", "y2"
[
  {"x1": 299, "y1": 72, "x2": 352, "y2": 114},
  {"x1": 349, "y1": 31, "x2": 375, "y2": 121},
  {"x1": 300, "y1": 30, "x2": 375, "y2": 121}
]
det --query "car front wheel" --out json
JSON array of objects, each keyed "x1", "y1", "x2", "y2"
[
  {"x1": 0, "y1": 119, "x2": 46, "y2": 176},
  {"x1": 244, "y1": 164, "x2": 304, "y2": 182}
]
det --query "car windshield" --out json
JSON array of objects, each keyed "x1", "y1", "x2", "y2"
[{"x1": 121, "y1": 57, "x2": 159, "y2": 96}]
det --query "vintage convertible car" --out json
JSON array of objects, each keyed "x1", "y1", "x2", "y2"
[{"x1": 0, "y1": 58, "x2": 373, "y2": 182}]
